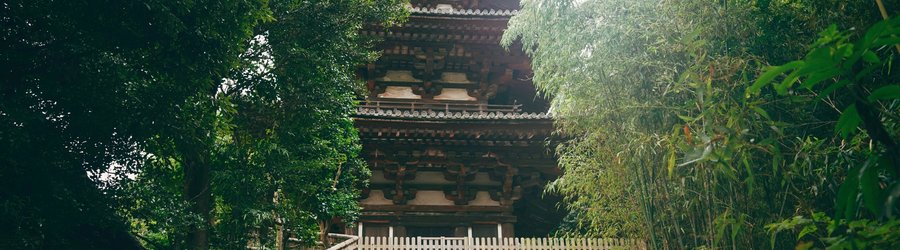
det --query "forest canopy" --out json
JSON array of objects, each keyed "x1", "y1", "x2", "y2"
[{"x1": 1, "y1": 0, "x2": 405, "y2": 249}]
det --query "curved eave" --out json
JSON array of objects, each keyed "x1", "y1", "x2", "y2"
[
  {"x1": 355, "y1": 108, "x2": 552, "y2": 121},
  {"x1": 409, "y1": 7, "x2": 519, "y2": 17}
]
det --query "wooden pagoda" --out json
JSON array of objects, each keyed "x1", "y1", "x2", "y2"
[{"x1": 350, "y1": 0, "x2": 562, "y2": 238}]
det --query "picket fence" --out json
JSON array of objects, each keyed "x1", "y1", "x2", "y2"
[{"x1": 325, "y1": 235, "x2": 646, "y2": 250}]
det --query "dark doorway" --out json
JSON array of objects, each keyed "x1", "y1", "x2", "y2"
[
  {"x1": 406, "y1": 226, "x2": 454, "y2": 237},
  {"x1": 472, "y1": 224, "x2": 498, "y2": 238},
  {"x1": 364, "y1": 224, "x2": 390, "y2": 237},
  {"x1": 514, "y1": 187, "x2": 567, "y2": 237}
]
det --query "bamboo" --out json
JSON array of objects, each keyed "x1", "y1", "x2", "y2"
[{"x1": 875, "y1": 0, "x2": 900, "y2": 53}]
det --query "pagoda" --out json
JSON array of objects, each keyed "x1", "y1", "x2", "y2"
[{"x1": 350, "y1": 0, "x2": 562, "y2": 238}]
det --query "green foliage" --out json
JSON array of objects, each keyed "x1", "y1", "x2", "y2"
[
  {"x1": 754, "y1": 17, "x2": 900, "y2": 249},
  {"x1": 504, "y1": 0, "x2": 894, "y2": 249},
  {"x1": 123, "y1": 0, "x2": 407, "y2": 248},
  {"x1": 767, "y1": 212, "x2": 900, "y2": 250},
  {"x1": 2, "y1": 0, "x2": 270, "y2": 248},
  {"x1": 2, "y1": 0, "x2": 406, "y2": 249}
]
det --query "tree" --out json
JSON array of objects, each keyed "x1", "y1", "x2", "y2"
[
  {"x1": 2, "y1": 0, "x2": 405, "y2": 249},
  {"x1": 118, "y1": 0, "x2": 406, "y2": 249},
  {"x1": 1, "y1": 0, "x2": 269, "y2": 248}
]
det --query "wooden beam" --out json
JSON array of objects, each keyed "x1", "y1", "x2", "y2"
[{"x1": 362, "y1": 204, "x2": 511, "y2": 213}]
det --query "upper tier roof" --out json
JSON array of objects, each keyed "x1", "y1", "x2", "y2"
[
  {"x1": 356, "y1": 108, "x2": 551, "y2": 121},
  {"x1": 409, "y1": 6, "x2": 518, "y2": 17}
]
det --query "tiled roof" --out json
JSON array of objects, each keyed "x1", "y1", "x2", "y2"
[
  {"x1": 356, "y1": 108, "x2": 551, "y2": 120},
  {"x1": 409, "y1": 7, "x2": 519, "y2": 16},
  {"x1": 361, "y1": 30, "x2": 502, "y2": 44}
]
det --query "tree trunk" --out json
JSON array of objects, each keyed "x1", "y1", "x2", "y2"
[
  {"x1": 274, "y1": 190, "x2": 284, "y2": 250},
  {"x1": 183, "y1": 150, "x2": 212, "y2": 250},
  {"x1": 319, "y1": 220, "x2": 330, "y2": 247}
]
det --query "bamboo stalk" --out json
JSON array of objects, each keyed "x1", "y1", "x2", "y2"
[{"x1": 874, "y1": 0, "x2": 900, "y2": 53}]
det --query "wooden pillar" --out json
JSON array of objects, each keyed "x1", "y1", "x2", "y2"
[
  {"x1": 394, "y1": 225, "x2": 407, "y2": 237},
  {"x1": 501, "y1": 223, "x2": 514, "y2": 238},
  {"x1": 454, "y1": 226, "x2": 468, "y2": 237}
]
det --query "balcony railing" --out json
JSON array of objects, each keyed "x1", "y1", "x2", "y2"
[
  {"x1": 324, "y1": 234, "x2": 647, "y2": 250},
  {"x1": 358, "y1": 101, "x2": 522, "y2": 113}
]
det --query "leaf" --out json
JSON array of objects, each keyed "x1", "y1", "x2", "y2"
[
  {"x1": 770, "y1": 144, "x2": 782, "y2": 176},
  {"x1": 747, "y1": 61, "x2": 803, "y2": 96},
  {"x1": 835, "y1": 104, "x2": 861, "y2": 138},
  {"x1": 836, "y1": 163, "x2": 862, "y2": 219},
  {"x1": 873, "y1": 37, "x2": 900, "y2": 47},
  {"x1": 775, "y1": 69, "x2": 804, "y2": 95},
  {"x1": 862, "y1": 50, "x2": 881, "y2": 64},
  {"x1": 815, "y1": 79, "x2": 851, "y2": 101},
  {"x1": 795, "y1": 241, "x2": 813, "y2": 250},
  {"x1": 798, "y1": 224, "x2": 817, "y2": 239},
  {"x1": 751, "y1": 106, "x2": 771, "y2": 120},
  {"x1": 887, "y1": 183, "x2": 900, "y2": 218},
  {"x1": 667, "y1": 150, "x2": 676, "y2": 178},
  {"x1": 742, "y1": 155, "x2": 756, "y2": 197},
  {"x1": 677, "y1": 114, "x2": 697, "y2": 122},
  {"x1": 867, "y1": 85, "x2": 900, "y2": 101},
  {"x1": 861, "y1": 20, "x2": 889, "y2": 48},
  {"x1": 799, "y1": 68, "x2": 840, "y2": 89},
  {"x1": 860, "y1": 158, "x2": 886, "y2": 216}
]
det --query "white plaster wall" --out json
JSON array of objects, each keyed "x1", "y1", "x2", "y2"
[
  {"x1": 468, "y1": 191, "x2": 500, "y2": 206},
  {"x1": 360, "y1": 190, "x2": 393, "y2": 205},
  {"x1": 439, "y1": 72, "x2": 473, "y2": 84},
  {"x1": 407, "y1": 190, "x2": 454, "y2": 206},
  {"x1": 378, "y1": 70, "x2": 422, "y2": 82},
  {"x1": 378, "y1": 86, "x2": 421, "y2": 99},
  {"x1": 433, "y1": 88, "x2": 476, "y2": 101}
]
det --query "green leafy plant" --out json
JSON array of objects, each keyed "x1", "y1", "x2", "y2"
[
  {"x1": 767, "y1": 212, "x2": 900, "y2": 250},
  {"x1": 749, "y1": 17, "x2": 900, "y2": 220}
]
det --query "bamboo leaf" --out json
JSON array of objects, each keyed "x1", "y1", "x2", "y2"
[
  {"x1": 775, "y1": 69, "x2": 803, "y2": 95},
  {"x1": 677, "y1": 114, "x2": 697, "y2": 122},
  {"x1": 867, "y1": 85, "x2": 900, "y2": 101},
  {"x1": 860, "y1": 158, "x2": 886, "y2": 216},
  {"x1": 836, "y1": 163, "x2": 862, "y2": 219},
  {"x1": 751, "y1": 106, "x2": 771, "y2": 120},
  {"x1": 799, "y1": 68, "x2": 841, "y2": 89},
  {"x1": 667, "y1": 150, "x2": 676, "y2": 178},
  {"x1": 873, "y1": 37, "x2": 900, "y2": 47},
  {"x1": 815, "y1": 79, "x2": 851, "y2": 101},
  {"x1": 743, "y1": 155, "x2": 756, "y2": 197},
  {"x1": 835, "y1": 104, "x2": 861, "y2": 138},
  {"x1": 747, "y1": 61, "x2": 803, "y2": 96},
  {"x1": 862, "y1": 50, "x2": 881, "y2": 64}
]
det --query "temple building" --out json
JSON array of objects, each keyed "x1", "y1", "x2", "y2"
[{"x1": 350, "y1": 0, "x2": 563, "y2": 239}]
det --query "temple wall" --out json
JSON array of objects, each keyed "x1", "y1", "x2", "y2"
[
  {"x1": 468, "y1": 191, "x2": 500, "y2": 206},
  {"x1": 407, "y1": 190, "x2": 455, "y2": 206},
  {"x1": 360, "y1": 190, "x2": 393, "y2": 205}
]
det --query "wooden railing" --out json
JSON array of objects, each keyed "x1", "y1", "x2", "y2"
[
  {"x1": 325, "y1": 233, "x2": 359, "y2": 250},
  {"x1": 326, "y1": 235, "x2": 647, "y2": 250},
  {"x1": 358, "y1": 101, "x2": 522, "y2": 113}
]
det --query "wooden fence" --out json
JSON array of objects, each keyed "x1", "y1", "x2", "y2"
[{"x1": 326, "y1": 235, "x2": 646, "y2": 250}]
